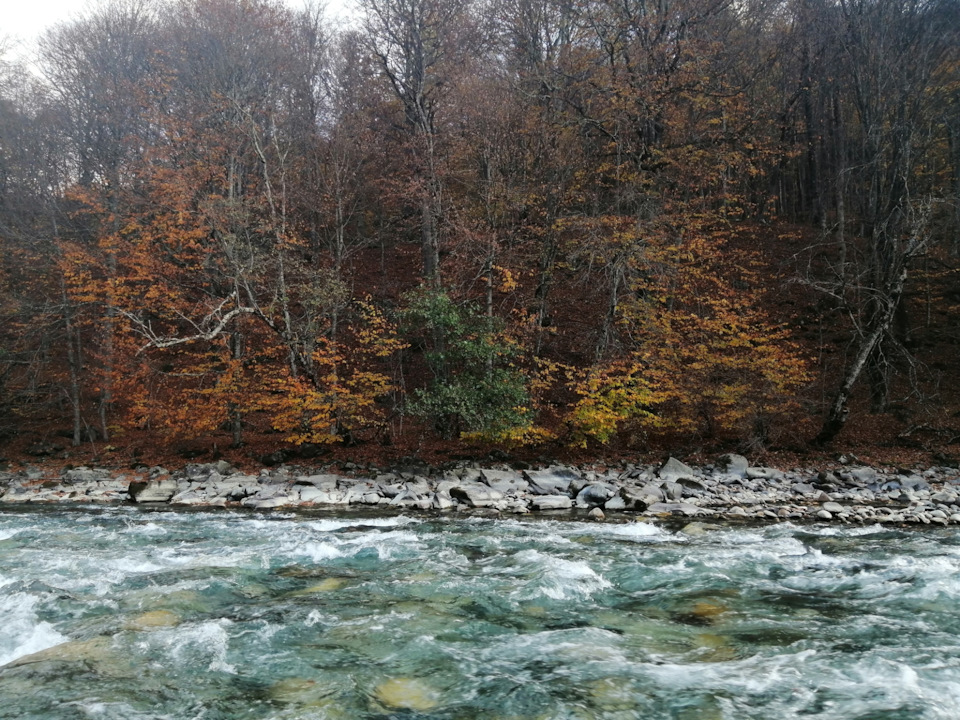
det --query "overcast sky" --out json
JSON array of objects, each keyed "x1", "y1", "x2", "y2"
[{"x1": 2, "y1": 0, "x2": 355, "y2": 54}]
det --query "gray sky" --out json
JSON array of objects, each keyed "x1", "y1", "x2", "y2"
[{"x1": 2, "y1": 0, "x2": 356, "y2": 52}]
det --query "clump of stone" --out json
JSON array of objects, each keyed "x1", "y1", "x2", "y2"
[{"x1": 2, "y1": 454, "x2": 959, "y2": 526}]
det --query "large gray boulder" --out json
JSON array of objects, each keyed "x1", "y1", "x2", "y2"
[
  {"x1": 481, "y1": 470, "x2": 529, "y2": 495},
  {"x1": 658, "y1": 457, "x2": 696, "y2": 482},
  {"x1": 523, "y1": 467, "x2": 578, "y2": 495},
  {"x1": 343, "y1": 482, "x2": 379, "y2": 504},
  {"x1": 450, "y1": 483, "x2": 503, "y2": 508},
  {"x1": 129, "y1": 478, "x2": 181, "y2": 503},
  {"x1": 576, "y1": 483, "x2": 617, "y2": 507},
  {"x1": 716, "y1": 454, "x2": 749, "y2": 478},
  {"x1": 298, "y1": 486, "x2": 346, "y2": 504},
  {"x1": 295, "y1": 474, "x2": 340, "y2": 491},
  {"x1": 620, "y1": 484, "x2": 663, "y2": 510},
  {"x1": 432, "y1": 490, "x2": 456, "y2": 510},
  {"x1": 170, "y1": 488, "x2": 210, "y2": 505},
  {"x1": 530, "y1": 495, "x2": 573, "y2": 511},
  {"x1": 603, "y1": 494, "x2": 627, "y2": 511}
]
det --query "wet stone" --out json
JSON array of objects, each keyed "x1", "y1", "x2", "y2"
[{"x1": 530, "y1": 495, "x2": 572, "y2": 511}]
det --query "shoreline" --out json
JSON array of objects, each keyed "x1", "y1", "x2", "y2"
[{"x1": 2, "y1": 454, "x2": 960, "y2": 526}]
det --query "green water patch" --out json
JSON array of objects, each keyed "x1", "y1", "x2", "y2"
[{"x1": 2, "y1": 510, "x2": 960, "y2": 719}]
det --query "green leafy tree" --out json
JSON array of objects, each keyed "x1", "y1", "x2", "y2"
[{"x1": 401, "y1": 288, "x2": 532, "y2": 441}]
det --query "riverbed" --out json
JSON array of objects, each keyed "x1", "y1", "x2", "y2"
[{"x1": 1, "y1": 506, "x2": 959, "y2": 718}]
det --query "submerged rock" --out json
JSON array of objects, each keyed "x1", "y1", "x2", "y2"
[
  {"x1": 373, "y1": 677, "x2": 439, "y2": 711},
  {"x1": 124, "y1": 610, "x2": 180, "y2": 630},
  {"x1": 270, "y1": 677, "x2": 339, "y2": 708}
]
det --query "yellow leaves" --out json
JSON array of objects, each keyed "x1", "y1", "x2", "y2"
[
  {"x1": 559, "y1": 219, "x2": 812, "y2": 447},
  {"x1": 495, "y1": 266, "x2": 518, "y2": 293},
  {"x1": 566, "y1": 363, "x2": 661, "y2": 447}
]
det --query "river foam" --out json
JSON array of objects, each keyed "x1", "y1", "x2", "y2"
[{"x1": 2, "y1": 507, "x2": 960, "y2": 719}]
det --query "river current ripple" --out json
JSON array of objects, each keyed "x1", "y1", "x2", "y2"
[{"x1": 1, "y1": 506, "x2": 959, "y2": 719}]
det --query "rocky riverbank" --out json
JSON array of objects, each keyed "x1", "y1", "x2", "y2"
[{"x1": 2, "y1": 454, "x2": 960, "y2": 525}]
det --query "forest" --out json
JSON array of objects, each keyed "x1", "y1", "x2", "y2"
[{"x1": 0, "y1": 0, "x2": 958, "y2": 468}]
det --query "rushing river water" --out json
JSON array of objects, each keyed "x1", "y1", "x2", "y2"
[{"x1": 1, "y1": 507, "x2": 959, "y2": 719}]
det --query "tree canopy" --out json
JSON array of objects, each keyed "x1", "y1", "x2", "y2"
[{"x1": 1, "y1": 0, "x2": 959, "y2": 462}]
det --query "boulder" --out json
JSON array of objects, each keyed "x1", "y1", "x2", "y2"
[
  {"x1": 661, "y1": 481, "x2": 684, "y2": 501},
  {"x1": 530, "y1": 495, "x2": 572, "y2": 511},
  {"x1": 213, "y1": 480, "x2": 256, "y2": 502},
  {"x1": 389, "y1": 489, "x2": 427, "y2": 508},
  {"x1": 620, "y1": 484, "x2": 663, "y2": 511},
  {"x1": 343, "y1": 483, "x2": 379, "y2": 504},
  {"x1": 677, "y1": 477, "x2": 708, "y2": 493},
  {"x1": 129, "y1": 478, "x2": 181, "y2": 503},
  {"x1": 658, "y1": 457, "x2": 696, "y2": 482},
  {"x1": 432, "y1": 491, "x2": 456, "y2": 510},
  {"x1": 523, "y1": 467, "x2": 578, "y2": 495},
  {"x1": 242, "y1": 494, "x2": 295, "y2": 509},
  {"x1": 481, "y1": 470, "x2": 530, "y2": 495},
  {"x1": 646, "y1": 502, "x2": 701, "y2": 516},
  {"x1": 716, "y1": 454, "x2": 749, "y2": 478},
  {"x1": 294, "y1": 474, "x2": 340, "y2": 491},
  {"x1": 846, "y1": 466, "x2": 878, "y2": 485},
  {"x1": 404, "y1": 478, "x2": 433, "y2": 496},
  {"x1": 62, "y1": 467, "x2": 112, "y2": 485},
  {"x1": 298, "y1": 487, "x2": 346, "y2": 505},
  {"x1": 603, "y1": 494, "x2": 627, "y2": 511},
  {"x1": 169, "y1": 489, "x2": 209, "y2": 505},
  {"x1": 576, "y1": 483, "x2": 617, "y2": 507},
  {"x1": 450, "y1": 483, "x2": 503, "y2": 508},
  {"x1": 746, "y1": 467, "x2": 784, "y2": 481},
  {"x1": 900, "y1": 476, "x2": 932, "y2": 492}
]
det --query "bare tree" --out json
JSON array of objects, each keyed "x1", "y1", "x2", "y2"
[{"x1": 359, "y1": 0, "x2": 477, "y2": 281}]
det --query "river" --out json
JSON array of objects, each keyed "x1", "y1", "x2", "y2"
[{"x1": 1, "y1": 506, "x2": 958, "y2": 718}]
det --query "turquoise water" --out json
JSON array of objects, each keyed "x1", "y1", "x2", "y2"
[{"x1": 1, "y1": 507, "x2": 959, "y2": 719}]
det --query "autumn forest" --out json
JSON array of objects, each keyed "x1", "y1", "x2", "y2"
[{"x1": 1, "y1": 0, "x2": 959, "y2": 467}]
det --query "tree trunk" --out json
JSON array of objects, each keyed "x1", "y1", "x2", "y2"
[
  {"x1": 229, "y1": 332, "x2": 244, "y2": 448},
  {"x1": 814, "y1": 266, "x2": 908, "y2": 445},
  {"x1": 62, "y1": 284, "x2": 83, "y2": 447}
]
